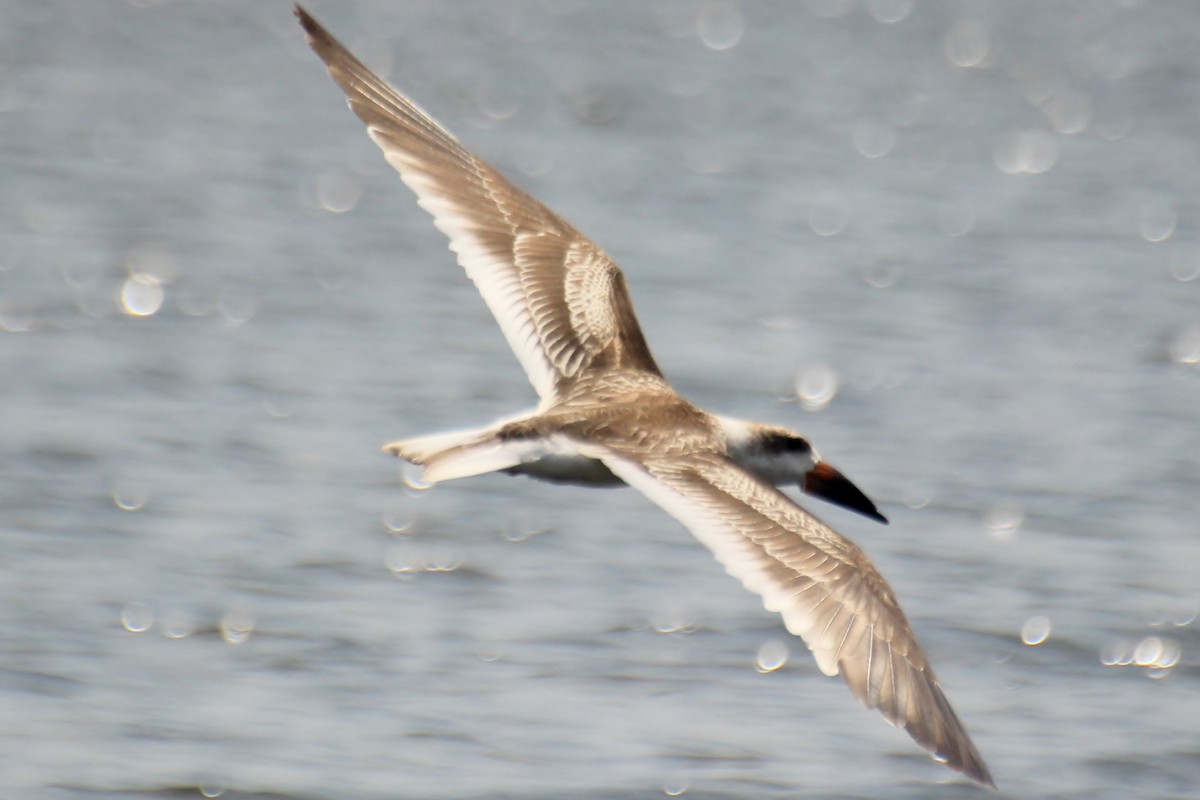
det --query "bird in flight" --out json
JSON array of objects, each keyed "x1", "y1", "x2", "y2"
[{"x1": 295, "y1": 6, "x2": 992, "y2": 786}]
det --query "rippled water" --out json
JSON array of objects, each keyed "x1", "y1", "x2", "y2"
[{"x1": 3, "y1": 2, "x2": 1198, "y2": 799}]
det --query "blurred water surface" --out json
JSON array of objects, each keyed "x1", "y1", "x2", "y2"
[{"x1": 2, "y1": 1, "x2": 1198, "y2": 798}]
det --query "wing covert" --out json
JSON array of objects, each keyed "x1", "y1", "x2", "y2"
[
  {"x1": 584, "y1": 446, "x2": 993, "y2": 786},
  {"x1": 296, "y1": 7, "x2": 661, "y2": 403}
]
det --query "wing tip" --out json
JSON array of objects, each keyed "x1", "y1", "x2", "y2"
[
  {"x1": 294, "y1": 4, "x2": 345, "y2": 67},
  {"x1": 944, "y1": 750, "x2": 996, "y2": 788},
  {"x1": 294, "y1": 4, "x2": 319, "y2": 38},
  {"x1": 968, "y1": 761, "x2": 997, "y2": 789},
  {"x1": 839, "y1": 648, "x2": 994, "y2": 786},
  {"x1": 918, "y1": 685, "x2": 995, "y2": 787},
  {"x1": 928, "y1": 723, "x2": 995, "y2": 787}
]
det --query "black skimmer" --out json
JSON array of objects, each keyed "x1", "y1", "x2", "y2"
[{"x1": 296, "y1": 6, "x2": 992, "y2": 786}]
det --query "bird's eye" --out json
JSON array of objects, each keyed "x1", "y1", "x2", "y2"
[{"x1": 761, "y1": 432, "x2": 812, "y2": 454}]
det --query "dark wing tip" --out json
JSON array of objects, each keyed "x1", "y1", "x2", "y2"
[
  {"x1": 875, "y1": 680, "x2": 994, "y2": 786},
  {"x1": 294, "y1": 4, "x2": 319, "y2": 37},
  {"x1": 295, "y1": 5, "x2": 341, "y2": 59},
  {"x1": 955, "y1": 750, "x2": 996, "y2": 788},
  {"x1": 837, "y1": 616, "x2": 992, "y2": 785},
  {"x1": 294, "y1": 5, "x2": 337, "y2": 65},
  {"x1": 919, "y1": 684, "x2": 995, "y2": 787},
  {"x1": 942, "y1": 734, "x2": 995, "y2": 788}
]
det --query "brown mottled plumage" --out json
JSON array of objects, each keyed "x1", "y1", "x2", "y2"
[{"x1": 295, "y1": 6, "x2": 992, "y2": 786}]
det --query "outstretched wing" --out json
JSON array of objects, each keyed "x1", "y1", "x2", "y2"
[
  {"x1": 585, "y1": 445, "x2": 994, "y2": 786},
  {"x1": 296, "y1": 7, "x2": 661, "y2": 405}
]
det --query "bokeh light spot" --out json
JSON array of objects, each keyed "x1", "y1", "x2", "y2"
[
  {"x1": 382, "y1": 505, "x2": 416, "y2": 534},
  {"x1": 795, "y1": 364, "x2": 839, "y2": 411},
  {"x1": 162, "y1": 610, "x2": 196, "y2": 640},
  {"x1": 112, "y1": 480, "x2": 148, "y2": 512},
  {"x1": 220, "y1": 608, "x2": 255, "y2": 645},
  {"x1": 120, "y1": 274, "x2": 164, "y2": 317},
  {"x1": 662, "y1": 776, "x2": 690, "y2": 797},
  {"x1": 984, "y1": 503, "x2": 1023, "y2": 540},
  {"x1": 1168, "y1": 325, "x2": 1200, "y2": 365},
  {"x1": 861, "y1": 259, "x2": 905, "y2": 289},
  {"x1": 945, "y1": 19, "x2": 990, "y2": 68},
  {"x1": 422, "y1": 546, "x2": 464, "y2": 573},
  {"x1": 1172, "y1": 607, "x2": 1198, "y2": 627},
  {"x1": 993, "y1": 129, "x2": 1058, "y2": 175},
  {"x1": 316, "y1": 168, "x2": 362, "y2": 214},
  {"x1": 1100, "y1": 638, "x2": 1133, "y2": 667},
  {"x1": 1021, "y1": 615, "x2": 1052, "y2": 646},
  {"x1": 216, "y1": 287, "x2": 259, "y2": 325},
  {"x1": 121, "y1": 602, "x2": 154, "y2": 633},
  {"x1": 696, "y1": 2, "x2": 745, "y2": 51},
  {"x1": 501, "y1": 522, "x2": 550, "y2": 543},
  {"x1": 852, "y1": 123, "x2": 897, "y2": 159},
  {"x1": 652, "y1": 609, "x2": 696, "y2": 635},
  {"x1": 808, "y1": 199, "x2": 849, "y2": 237},
  {"x1": 385, "y1": 544, "x2": 420, "y2": 575},
  {"x1": 866, "y1": 0, "x2": 913, "y2": 24},
  {"x1": 1168, "y1": 252, "x2": 1200, "y2": 283},
  {"x1": 1101, "y1": 635, "x2": 1181, "y2": 673},
  {"x1": 0, "y1": 303, "x2": 36, "y2": 333},
  {"x1": 755, "y1": 640, "x2": 789, "y2": 673},
  {"x1": 1133, "y1": 636, "x2": 1163, "y2": 667},
  {"x1": 401, "y1": 463, "x2": 433, "y2": 492},
  {"x1": 1138, "y1": 196, "x2": 1177, "y2": 242}
]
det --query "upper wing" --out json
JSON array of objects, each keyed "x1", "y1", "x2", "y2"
[
  {"x1": 296, "y1": 7, "x2": 662, "y2": 405},
  {"x1": 585, "y1": 445, "x2": 993, "y2": 786}
]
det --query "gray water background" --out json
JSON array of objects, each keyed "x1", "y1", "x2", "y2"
[{"x1": 2, "y1": 1, "x2": 1198, "y2": 798}]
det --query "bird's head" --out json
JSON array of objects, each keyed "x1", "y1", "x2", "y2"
[{"x1": 721, "y1": 419, "x2": 888, "y2": 524}]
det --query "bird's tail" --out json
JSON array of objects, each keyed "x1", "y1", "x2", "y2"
[{"x1": 383, "y1": 422, "x2": 550, "y2": 484}]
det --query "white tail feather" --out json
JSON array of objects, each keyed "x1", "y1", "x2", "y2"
[
  {"x1": 383, "y1": 426, "x2": 489, "y2": 465},
  {"x1": 384, "y1": 421, "x2": 563, "y2": 485},
  {"x1": 422, "y1": 440, "x2": 535, "y2": 483}
]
